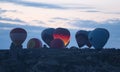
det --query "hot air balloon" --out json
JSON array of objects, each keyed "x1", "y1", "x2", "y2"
[
  {"x1": 53, "y1": 28, "x2": 70, "y2": 47},
  {"x1": 86, "y1": 41, "x2": 92, "y2": 48},
  {"x1": 75, "y1": 30, "x2": 88, "y2": 48},
  {"x1": 86, "y1": 31, "x2": 92, "y2": 48},
  {"x1": 41, "y1": 28, "x2": 55, "y2": 47},
  {"x1": 88, "y1": 28, "x2": 110, "y2": 50},
  {"x1": 10, "y1": 28, "x2": 27, "y2": 45},
  {"x1": 27, "y1": 38, "x2": 42, "y2": 48},
  {"x1": 50, "y1": 38, "x2": 65, "y2": 48}
]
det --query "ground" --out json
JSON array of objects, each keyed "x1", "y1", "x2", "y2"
[{"x1": 0, "y1": 48, "x2": 120, "y2": 72}]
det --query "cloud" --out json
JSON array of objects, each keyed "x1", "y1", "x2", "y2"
[
  {"x1": 0, "y1": 7, "x2": 20, "y2": 13},
  {"x1": 0, "y1": 0, "x2": 101, "y2": 12},
  {"x1": 1, "y1": 1, "x2": 119, "y2": 23},
  {"x1": 0, "y1": 8, "x2": 7, "y2": 13},
  {"x1": 60, "y1": 3, "x2": 94, "y2": 9},
  {"x1": 69, "y1": 19, "x2": 120, "y2": 28},
  {"x1": 0, "y1": 27, "x2": 13, "y2": 30},
  {"x1": 0, "y1": 17, "x2": 25, "y2": 23},
  {"x1": 65, "y1": 6, "x2": 94, "y2": 10},
  {"x1": 85, "y1": 10, "x2": 100, "y2": 13},
  {"x1": 1, "y1": 0, "x2": 120, "y2": 17},
  {"x1": 0, "y1": 0, "x2": 63, "y2": 9},
  {"x1": 104, "y1": 12, "x2": 120, "y2": 15},
  {"x1": 32, "y1": 20, "x2": 46, "y2": 24},
  {"x1": 52, "y1": 17, "x2": 69, "y2": 21},
  {"x1": 0, "y1": 17, "x2": 28, "y2": 26},
  {"x1": 0, "y1": 22, "x2": 46, "y2": 35},
  {"x1": 48, "y1": 17, "x2": 69, "y2": 24},
  {"x1": 48, "y1": 20, "x2": 55, "y2": 23}
]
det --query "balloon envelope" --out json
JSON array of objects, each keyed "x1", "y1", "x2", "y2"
[
  {"x1": 50, "y1": 39, "x2": 65, "y2": 48},
  {"x1": 86, "y1": 41, "x2": 92, "y2": 48},
  {"x1": 89, "y1": 28, "x2": 110, "y2": 50},
  {"x1": 86, "y1": 31, "x2": 92, "y2": 48},
  {"x1": 41, "y1": 28, "x2": 55, "y2": 47},
  {"x1": 53, "y1": 28, "x2": 70, "y2": 46},
  {"x1": 75, "y1": 30, "x2": 88, "y2": 48},
  {"x1": 27, "y1": 38, "x2": 42, "y2": 48},
  {"x1": 10, "y1": 28, "x2": 27, "y2": 45}
]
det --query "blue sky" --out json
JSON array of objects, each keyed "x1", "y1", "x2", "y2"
[{"x1": 0, "y1": 0, "x2": 120, "y2": 49}]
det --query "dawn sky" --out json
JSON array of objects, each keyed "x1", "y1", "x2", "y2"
[{"x1": 0, "y1": 0, "x2": 120, "y2": 49}]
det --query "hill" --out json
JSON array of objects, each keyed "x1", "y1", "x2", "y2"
[{"x1": 0, "y1": 48, "x2": 120, "y2": 72}]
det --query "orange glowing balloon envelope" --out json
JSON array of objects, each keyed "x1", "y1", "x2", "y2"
[
  {"x1": 53, "y1": 28, "x2": 70, "y2": 46},
  {"x1": 50, "y1": 38, "x2": 65, "y2": 48},
  {"x1": 27, "y1": 38, "x2": 42, "y2": 48},
  {"x1": 10, "y1": 28, "x2": 27, "y2": 45}
]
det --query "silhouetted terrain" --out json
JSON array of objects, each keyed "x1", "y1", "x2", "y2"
[{"x1": 0, "y1": 48, "x2": 120, "y2": 72}]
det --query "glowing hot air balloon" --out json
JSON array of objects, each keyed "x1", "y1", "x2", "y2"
[
  {"x1": 53, "y1": 28, "x2": 70, "y2": 47},
  {"x1": 75, "y1": 30, "x2": 88, "y2": 48},
  {"x1": 27, "y1": 38, "x2": 42, "y2": 48},
  {"x1": 41, "y1": 28, "x2": 55, "y2": 47},
  {"x1": 89, "y1": 28, "x2": 110, "y2": 50},
  {"x1": 10, "y1": 28, "x2": 27, "y2": 45},
  {"x1": 50, "y1": 38, "x2": 65, "y2": 48}
]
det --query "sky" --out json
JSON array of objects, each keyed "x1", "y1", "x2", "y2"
[{"x1": 0, "y1": 0, "x2": 120, "y2": 49}]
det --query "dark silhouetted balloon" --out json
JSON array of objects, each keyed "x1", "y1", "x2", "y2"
[
  {"x1": 27, "y1": 38, "x2": 42, "y2": 48},
  {"x1": 89, "y1": 28, "x2": 110, "y2": 50},
  {"x1": 10, "y1": 28, "x2": 27, "y2": 45},
  {"x1": 86, "y1": 41, "x2": 92, "y2": 48},
  {"x1": 53, "y1": 28, "x2": 70, "y2": 46},
  {"x1": 75, "y1": 30, "x2": 88, "y2": 48},
  {"x1": 41, "y1": 28, "x2": 55, "y2": 47},
  {"x1": 86, "y1": 31, "x2": 92, "y2": 48},
  {"x1": 50, "y1": 39, "x2": 65, "y2": 48}
]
